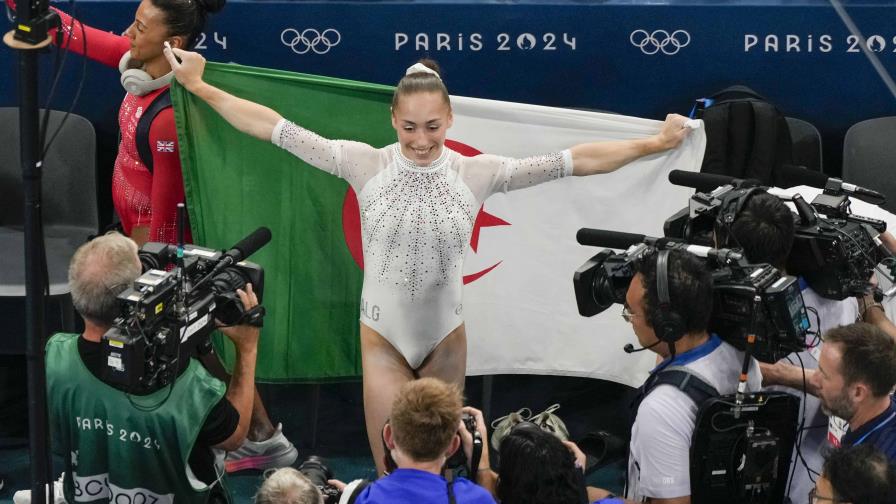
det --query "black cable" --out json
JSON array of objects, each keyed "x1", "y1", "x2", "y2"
[
  {"x1": 805, "y1": 306, "x2": 822, "y2": 349},
  {"x1": 41, "y1": 3, "x2": 88, "y2": 158},
  {"x1": 784, "y1": 356, "x2": 805, "y2": 498},
  {"x1": 832, "y1": 225, "x2": 895, "y2": 286},
  {"x1": 126, "y1": 315, "x2": 178, "y2": 412},
  {"x1": 786, "y1": 351, "x2": 820, "y2": 501},
  {"x1": 710, "y1": 410, "x2": 750, "y2": 433},
  {"x1": 31, "y1": 7, "x2": 72, "y2": 300}
]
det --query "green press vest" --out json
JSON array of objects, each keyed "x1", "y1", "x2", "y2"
[{"x1": 46, "y1": 333, "x2": 227, "y2": 503}]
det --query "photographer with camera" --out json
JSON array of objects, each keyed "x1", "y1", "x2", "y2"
[
  {"x1": 255, "y1": 468, "x2": 324, "y2": 504},
  {"x1": 594, "y1": 248, "x2": 762, "y2": 503},
  {"x1": 45, "y1": 232, "x2": 261, "y2": 502},
  {"x1": 331, "y1": 377, "x2": 495, "y2": 504}
]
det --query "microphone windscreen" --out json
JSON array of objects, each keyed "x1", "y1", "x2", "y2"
[
  {"x1": 576, "y1": 228, "x2": 646, "y2": 250},
  {"x1": 668, "y1": 170, "x2": 738, "y2": 192},
  {"x1": 231, "y1": 226, "x2": 272, "y2": 260}
]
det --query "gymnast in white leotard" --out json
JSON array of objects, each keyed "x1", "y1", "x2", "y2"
[
  {"x1": 272, "y1": 118, "x2": 573, "y2": 368},
  {"x1": 163, "y1": 49, "x2": 692, "y2": 473}
]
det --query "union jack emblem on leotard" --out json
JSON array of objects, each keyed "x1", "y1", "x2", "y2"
[{"x1": 156, "y1": 140, "x2": 175, "y2": 152}]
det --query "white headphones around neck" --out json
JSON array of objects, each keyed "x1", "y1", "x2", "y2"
[{"x1": 118, "y1": 51, "x2": 173, "y2": 97}]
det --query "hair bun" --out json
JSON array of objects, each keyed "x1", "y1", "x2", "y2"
[
  {"x1": 416, "y1": 58, "x2": 442, "y2": 77},
  {"x1": 196, "y1": 0, "x2": 226, "y2": 14}
]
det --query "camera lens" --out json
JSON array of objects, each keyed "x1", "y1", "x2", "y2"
[{"x1": 298, "y1": 455, "x2": 333, "y2": 488}]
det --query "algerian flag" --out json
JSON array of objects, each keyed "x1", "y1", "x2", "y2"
[{"x1": 172, "y1": 62, "x2": 705, "y2": 385}]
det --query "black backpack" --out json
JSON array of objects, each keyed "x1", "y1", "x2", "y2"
[{"x1": 698, "y1": 86, "x2": 793, "y2": 186}]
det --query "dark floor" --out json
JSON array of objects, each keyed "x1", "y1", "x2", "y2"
[{"x1": 0, "y1": 366, "x2": 634, "y2": 502}]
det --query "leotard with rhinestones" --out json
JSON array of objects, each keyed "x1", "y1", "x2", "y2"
[{"x1": 273, "y1": 119, "x2": 573, "y2": 368}]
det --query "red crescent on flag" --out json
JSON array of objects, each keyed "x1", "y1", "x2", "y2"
[{"x1": 341, "y1": 140, "x2": 510, "y2": 284}]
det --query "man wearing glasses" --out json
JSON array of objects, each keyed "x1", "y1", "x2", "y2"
[
  {"x1": 809, "y1": 444, "x2": 895, "y2": 504},
  {"x1": 591, "y1": 249, "x2": 762, "y2": 503}
]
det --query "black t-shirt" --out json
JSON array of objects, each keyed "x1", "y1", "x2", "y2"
[{"x1": 77, "y1": 338, "x2": 239, "y2": 484}]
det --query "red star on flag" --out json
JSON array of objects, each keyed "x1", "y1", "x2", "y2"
[{"x1": 470, "y1": 204, "x2": 510, "y2": 253}]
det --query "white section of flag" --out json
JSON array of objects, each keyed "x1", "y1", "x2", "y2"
[{"x1": 449, "y1": 96, "x2": 706, "y2": 387}]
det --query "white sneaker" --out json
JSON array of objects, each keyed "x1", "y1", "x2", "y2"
[
  {"x1": 13, "y1": 473, "x2": 66, "y2": 504},
  {"x1": 224, "y1": 423, "x2": 298, "y2": 473}
]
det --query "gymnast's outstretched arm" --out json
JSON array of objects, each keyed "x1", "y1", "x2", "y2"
[
  {"x1": 164, "y1": 46, "x2": 281, "y2": 141},
  {"x1": 570, "y1": 114, "x2": 692, "y2": 176}
]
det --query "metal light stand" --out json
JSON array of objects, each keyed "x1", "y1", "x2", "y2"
[{"x1": 4, "y1": 0, "x2": 56, "y2": 500}]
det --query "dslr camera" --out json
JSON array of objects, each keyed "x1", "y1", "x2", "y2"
[
  {"x1": 101, "y1": 228, "x2": 270, "y2": 394},
  {"x1": 446, "y1": 412, "x2": 481, "y2": 473},
  {"x1": 298, "y1": 456, "x2": 341, "y2": 504}
]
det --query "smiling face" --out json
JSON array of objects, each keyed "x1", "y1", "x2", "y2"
[{"x1": 391, "y1": 91, "x2": 453, "y2": 166}]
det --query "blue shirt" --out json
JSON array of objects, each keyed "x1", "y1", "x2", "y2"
[
  {"x1": 842, "y1": 396, "x2": 896, "y2": 463},
  {"x1": 353, "y1": 468, "x2": 496, "y2": 504}
]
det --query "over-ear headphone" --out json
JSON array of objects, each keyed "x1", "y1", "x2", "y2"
[
  {"x1": 713, "y1": 187, "x2": 766, "y2": 248},
  {"x1": 118, "y1": 51, "x2": 173, "y2": 97},
  {"x1": 651, "y1": 250, "x2": 687, "y2": 344}
]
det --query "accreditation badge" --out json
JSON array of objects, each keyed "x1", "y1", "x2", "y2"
[{"x1": 827, "y1": 415, "x2": 849, "y2": 447}]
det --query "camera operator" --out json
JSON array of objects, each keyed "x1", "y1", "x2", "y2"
[
  {"x1": 812, "y1": 444, "x2": 896, "y2": 504},
  {"x1": 255, "y1": 468, "x2": 324, "y2": 504},
  {"x1": 719, "y1": 191, "x2": 895, "y2": 502},
  {"x1": 717, "y1": 190, "x2": 861, "y2": 337},
  {"x1": 332, "y1": 377, "x2": 495, "y2": 504},
  {"x1": 812, "y1": 323, "x2": 896, "y2": 462},
  {"x1": 589, "y1": 249, "x2": 762, "y2": 503},
  {"x1": 46, "y1": 232, "x2": 260, "y2": 502}
]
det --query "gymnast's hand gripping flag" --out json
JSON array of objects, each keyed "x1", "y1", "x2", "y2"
[{"x1": 171, "y1": 62, "x2": 705, "y2": 384}]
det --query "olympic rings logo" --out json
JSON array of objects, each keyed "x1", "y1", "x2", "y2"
[
  {"x1": 280, "y1": 28, "x2": 342, "y2": 55},
  {"x1": 630, "y1": 29, "x2": 691, "y2": 55}
]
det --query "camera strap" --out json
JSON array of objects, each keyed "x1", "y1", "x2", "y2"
[
  {"x1": 446, "y1": 478, "x2": 457, "y2": 504},
  {"x1": 236, "y1": 304, "x2": 266, "y2": 327},
  {"x1": 341, "y1": 479, "x2": 370, "y2": 504},
  {"x1": 468, "y1": 430, "x2": 482, "y2": 483}
]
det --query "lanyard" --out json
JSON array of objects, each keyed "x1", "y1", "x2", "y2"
[
  {"x1": 853, "y1": 411, "x2": 896, "y2": 446},
  {"x1": 651, "y1": 334, "x2": 722, "y2": 375}
]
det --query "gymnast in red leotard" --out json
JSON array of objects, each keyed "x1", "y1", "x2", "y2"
[
  {"x1": 4, "y1": 0, "x2": 223, "y2": 245},
  {"x1": 4, "y1": 0, "x2": 301, "y2": 473}
]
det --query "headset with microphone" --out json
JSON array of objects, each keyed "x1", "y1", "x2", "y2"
[
  {"x1": 118, "y1": 50, "x2": 173, "y2": 96},
  {"x1": 624, "y1": 250, "x2": 686, "y2": 356}
]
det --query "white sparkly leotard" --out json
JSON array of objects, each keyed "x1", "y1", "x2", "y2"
[{"x1": 273, "y1": 119, "x2": 573, "y2": 368}]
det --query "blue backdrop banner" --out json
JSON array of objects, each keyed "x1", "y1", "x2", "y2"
[{"x1": 3, "y1": 1, "x2": 895, "y2": 174}]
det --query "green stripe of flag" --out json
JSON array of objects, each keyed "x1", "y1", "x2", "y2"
[{"x1": 171, "y1": 62, "x2": 396, "y2": 381}]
